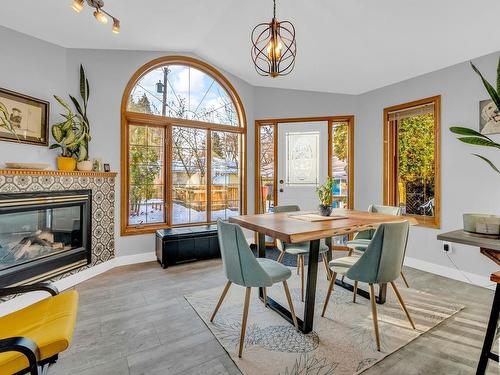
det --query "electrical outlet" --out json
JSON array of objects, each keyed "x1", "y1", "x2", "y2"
[{"x1": 442, "y1": 241, "x2": 452, "y2": 253}]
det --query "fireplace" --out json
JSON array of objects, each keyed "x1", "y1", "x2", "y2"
[{"x1": 0, "y1": 189, "x2": 91, "y2": 287}]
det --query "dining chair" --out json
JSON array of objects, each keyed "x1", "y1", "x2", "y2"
[
  {"x1": 346, "y1": 204, "x2": 410, "y2": 288},
  {"x1": 210, "y1": 220, "x2": 299, "y2": 358},
  {"x1": 321, "y1": 221, "x2": 416, "y2": 351},
  {"x1": 273, "y1": 205, "x2": 332, "y2": 301}
]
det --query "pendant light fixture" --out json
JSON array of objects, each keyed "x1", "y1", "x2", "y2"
[
  {"x1": 251, "y1": 0, "x2": 296, "y2": 78},
  {"x1": 71, "y1": 0, "x2": 120, "y2": 33}
]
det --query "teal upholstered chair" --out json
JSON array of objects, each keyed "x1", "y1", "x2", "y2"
[
  {"x1": 321, "y1": 221, "x2": 416, "y2": 351},
  {"x1": 346, "y1": 204, "x2": 410, "y2": 288},
  {"x1": 273, "y1": 205, "x2": 332, "y2": 301},
  {"x1": 210, "y1": 220, "x2": 298, "y2": 358}
]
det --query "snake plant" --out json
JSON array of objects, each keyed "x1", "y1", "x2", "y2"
[
  {"x1": 50, "y1": 65, "x2": 91, "y2": 161},
  {"x1": 450, "y1": 56, "x2": 500, "y2": 173}
]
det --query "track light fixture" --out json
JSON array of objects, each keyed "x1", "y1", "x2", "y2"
[{"x1": 71, "y1": 0, "x2": 120, "y2": 33}]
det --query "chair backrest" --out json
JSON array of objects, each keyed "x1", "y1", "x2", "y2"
[
  {"x1": 355, "y1": 204, "x2": 402, "y2": 240},
  {"x1": 273, "y1": 205, "x2": 301, "y2": 249},
  {"x1": 368, "y1": 204, "x2": 402, "y2": 216},
  {"x1": 346, "y1": 221, "x2": 409, "y2": 284},
  {"x1": 217, "y1": 220, "x2": 273, "y2": 287}
]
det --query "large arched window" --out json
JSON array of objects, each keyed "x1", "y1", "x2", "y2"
[{"x1": 121, "y1": 56, "x2": 246, "y2": 235}]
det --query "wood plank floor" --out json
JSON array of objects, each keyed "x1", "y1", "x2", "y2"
[{"x1": 50, "y1": 260, "x2": 498, "y2": 375}]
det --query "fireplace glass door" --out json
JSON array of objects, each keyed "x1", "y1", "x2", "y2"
[{"x1": 0, "y1": 206, "x2": 83, "y2": 271}]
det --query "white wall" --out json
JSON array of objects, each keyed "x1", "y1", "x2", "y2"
[
  {"x1": 1, "y1": 25, "x2": 499, "y2": 283},
  {"x1": 357, "y1": 52, "x2": 500, "y2": 281}
]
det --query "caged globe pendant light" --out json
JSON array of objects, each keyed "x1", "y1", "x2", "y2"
[{"x1": 251, "y1": 0, "x2": 296, "y2": 78}]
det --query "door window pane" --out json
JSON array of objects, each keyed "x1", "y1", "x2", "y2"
[
  {"x1": 285, "y1": 131, "x2": 320, "y2": 186},
  {"x1": 128, "y1": 125, "x2": 165, "y2": 225},
  {"x1": 172, "y1": 126, "x2": 207, "y2": 224},
  {"x1": 211, "y1": 131, "x2": 241, "y2": 220},
  {"x1": 331, "y1": 122, "x2": 349, "y2": 208},
  {"x1": 259, "y1": 125, "x2": 275, "y2": 213}
]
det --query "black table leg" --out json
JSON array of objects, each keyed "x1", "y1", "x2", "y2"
[
  {"x1": 476, "y1": 284, "x2": 500, "y2": 375},
  {"x1": 256, "y1": 233, "x2": 319, "y2": 333},
  {"x1": 303, "y1": 239, "x2": 320, "y2": 333}
]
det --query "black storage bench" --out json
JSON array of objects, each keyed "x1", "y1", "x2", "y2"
[{"x1": 155, "y1": 225, "x2": 220, "y2": 268}]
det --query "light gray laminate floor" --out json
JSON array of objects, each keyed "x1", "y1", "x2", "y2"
[{"x1": 50, "y1": 260, "x2": 498, "y2": 375}]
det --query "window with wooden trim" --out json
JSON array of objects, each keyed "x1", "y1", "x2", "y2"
[
  {"x1": 121, "y1": 56, "x2": 246, "y2": 235},
  {"x1": 384, "y1": 96, "x2": 440, "y2": 228}
]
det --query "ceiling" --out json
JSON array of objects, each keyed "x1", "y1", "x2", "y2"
[{"x1": 2, "y1": 0, "x2": 500, "y2": 94}]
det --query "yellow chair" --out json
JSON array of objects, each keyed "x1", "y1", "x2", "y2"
[{"x1": 0, "y1": 283, "x2": 78, "y2": 375}]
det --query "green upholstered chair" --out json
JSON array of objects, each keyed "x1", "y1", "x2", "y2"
[
  {"x1": 210, "y1": 220, "x2": 298, "y2": 358},
  {"x1": 346, "y1": 204, "x2": 410, "y2": 288},
  {"x1": 273, "y1": 205, "x2": 332, "y2": 301},
  {"x1": 321, "y1": 221, "x2": 416, "y2": 351}
]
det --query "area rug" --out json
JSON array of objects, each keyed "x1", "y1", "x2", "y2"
[{"x1": 185, "y1": 268, "x2": 464, "y2": 375}]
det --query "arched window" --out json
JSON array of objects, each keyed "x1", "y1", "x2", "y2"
[{"x1": 121, "y1": 56, "x2": 246, "y2": 235}]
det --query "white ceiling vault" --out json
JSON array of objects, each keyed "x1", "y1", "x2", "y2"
[{"x1": 2, "y1": 0, "x2": 500, "y2": 94}]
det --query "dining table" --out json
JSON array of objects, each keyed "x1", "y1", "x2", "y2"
[{"x1": 229, "y1": 208, "x2": 417, "y2": 333}]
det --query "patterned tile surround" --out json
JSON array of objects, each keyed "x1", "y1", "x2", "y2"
[{"x1": 0, "y1": 169, "x2": 117, "y2": 281}]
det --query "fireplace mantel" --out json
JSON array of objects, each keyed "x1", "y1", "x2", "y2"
[{"x1": 0, "y1": 169, "x2": 117, "y2": 177}]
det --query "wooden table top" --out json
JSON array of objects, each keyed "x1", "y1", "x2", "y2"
[{"x1": 229, "y1": 209, "x2": 417, "y2": 243}]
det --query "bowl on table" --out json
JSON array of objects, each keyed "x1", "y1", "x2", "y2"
[{"x1": 463, "y1": 214, "x2": 500, "y2": 238}]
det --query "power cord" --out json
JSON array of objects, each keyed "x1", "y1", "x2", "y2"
[{"x1": 445, "y1": 251, "x2": 495, "y2": 289}]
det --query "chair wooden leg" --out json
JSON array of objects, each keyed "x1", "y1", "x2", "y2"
[
  {"x1": 299, "y1": 255, "x2": 305, "y2": 302},
  {"x1": 262, "y1": 287, "x2": 267, "y2": 307},
  {"x1": 389, "y1": 281, "x2": 416, "y2": 329},
  {"x1": 369, "y1": 283, "x2": 381, "y2": 351},
  {"x1": 238, "y1": 287, "x2": 252, "y2": 358},
  {"x1": 322, "y1": 253, "x2": 331, "y2": 280},
  {"x1": 283, "y1": 280, "x2": 299, "y2": 331},
  {"x1": 210, "y1": 281, "x2": 232, "y2": 322},
  {"x1": 277, "y1": 251, "x2": 285, "y2": 263},
  {"x1": 321, "y1": 272, "x2": 337, "y2": 317},
  {"x1": 353, "y1": 280, "x2": 358, "y2": 303},
  {"x1": 400, "y1": 271, "x2": 410, "y2": 288},
  {"x1": 347, "y1": 248, "x2": 353, "y2": 257}
]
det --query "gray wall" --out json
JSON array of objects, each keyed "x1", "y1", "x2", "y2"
[
  {"x1": 356, "y1": 52, "x2": 500, "y2": 280},
  {"x1": 1, "y1": 26, "x2": 499, "y2": 282}
]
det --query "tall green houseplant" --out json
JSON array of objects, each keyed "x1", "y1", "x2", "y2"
[
  {"x1": 450, "y1": 56, "x2": 500, "y2": 173},
  {"x1": 50, "y1": 65, "x2": 91, "y2": 162}
]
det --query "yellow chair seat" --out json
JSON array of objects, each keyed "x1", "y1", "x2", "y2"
[{"x1": 0, "y1": 290, "x2": 78, "y2": 374}]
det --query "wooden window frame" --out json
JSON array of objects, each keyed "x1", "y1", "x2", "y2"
[
  {"x1": 383, "y1": 96, "x2": 441, "y2": 228},
  {"x1": 121, "y1": 56, "x2": 247, "y2": 236},
  {"x1": 254, "y1": 116, "x2": 355, "y2": 215}
]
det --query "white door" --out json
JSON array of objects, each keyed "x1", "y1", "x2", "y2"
[{"x1": 277, "y1": 121, "x2": 329, "y2": 211}]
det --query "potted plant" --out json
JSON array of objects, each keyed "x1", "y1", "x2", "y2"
[
  {"x1": 316, "y1": 177, "x2": 335, "y2": 216},
  {"x1": 50, "y1": 65, "x2": 92, "y2": 171},
  {"x1": 450, "y1": 56, "x2": 500, "y2": 173}
]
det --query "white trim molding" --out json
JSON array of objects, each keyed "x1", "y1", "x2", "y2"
[{"x1": 0, "y1": 252, "x2": 156, "y2": 317}]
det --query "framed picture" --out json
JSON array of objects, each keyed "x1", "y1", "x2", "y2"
[
  {"x1": 479, "y1": 99, "x2": 500, "y2": 135},
  {"x1": 0, "y1": 88, "x2": 49, "y2": 146},
  {"x1": 103, "y1": 163, "x2": 111, "y2": 172}
]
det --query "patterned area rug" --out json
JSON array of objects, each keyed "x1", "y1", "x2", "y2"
[{"x1": 185, "y1": 268, "x2": 464, "y2": 375}]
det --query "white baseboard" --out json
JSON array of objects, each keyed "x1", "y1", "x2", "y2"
[
  {"x1": 0, "y1": 252, "x2": 156, "y2": 317},
  {"x1": 404, "y1": 256, "x2": 493, "y2": 289}
]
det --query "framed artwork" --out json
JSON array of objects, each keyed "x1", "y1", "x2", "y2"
[
  {"x1": 103, "y1": 163, "x2": 111, "y2": 172},
  {"x1": 285, "y1": 130, "x2": 320, "y2": 186},
  {"x1": 0, "y1": 88, "x2": 49, "y2": 146},
  {"x1": 479, "y1": 99, "x2": 500, "y2": 135}
]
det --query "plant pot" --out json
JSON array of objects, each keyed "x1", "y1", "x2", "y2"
[
  {"x1": 318, "y1": 204, "x2": 332, "y2": 217},
  {"x1": 57, "y1": 156, "x2": 77, "y2": 171},
  {"x1": 77, "y1": 160, "x2": 93, "y2": 171}
]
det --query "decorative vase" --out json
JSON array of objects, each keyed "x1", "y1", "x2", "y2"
[
  {"x1": 319, "y1": 204, "x2": 332, "y2": 217},
  {"x1": 57, "y1": 156, "x2": 77, "y2": 171},
  {"x1": 77, "y1": 160, "x2": 93, "y2": 171},
  {"x1": 463, "y1": 213, "x2": 500, "y2": 238}
]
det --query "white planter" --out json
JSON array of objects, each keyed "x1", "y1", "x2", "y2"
[{"x1": 77, "y1": 160, "x2": 93, "y2": 171}]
